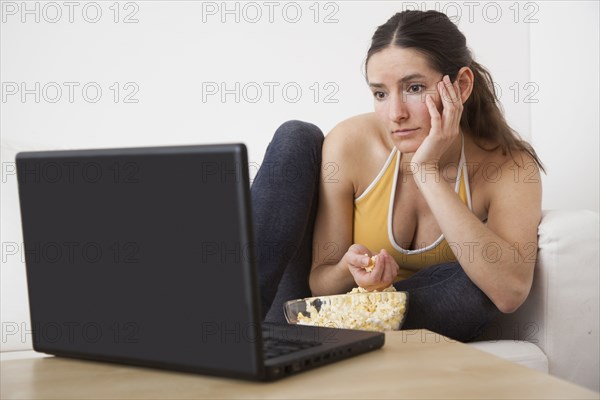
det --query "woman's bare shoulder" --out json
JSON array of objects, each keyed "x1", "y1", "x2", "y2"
[
  {"x1": 324, "y1": 113, "x2": 387, "y2": 157},
  {"x1": 467, "y1": 138, "x2": 542, "y2": 212},
  {"x1": 468, "y1": 140, "x2": 541, "y2": 181},
  {"x1": 322, "y1": 113, "x2": 392, "y2": 196}
]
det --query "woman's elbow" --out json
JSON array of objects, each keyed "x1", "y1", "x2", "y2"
[
  {"x1": 494, "y1": 283, "x2": 531, "y2": 314},
  {"x1": 496, "y1": 298, "x2": 523, "y2": 314}
]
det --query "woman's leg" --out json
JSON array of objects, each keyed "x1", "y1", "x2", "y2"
[
  {"x1": 393, "y1": 261, "x2": 500, "y2": 342},
  {"x1": 250, "y1": 120, "x2": 324, "y2": 323}
]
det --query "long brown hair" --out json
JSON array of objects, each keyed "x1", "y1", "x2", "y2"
[{"x1": 365, "y1": 10, "x2": 545, "y2": 172}]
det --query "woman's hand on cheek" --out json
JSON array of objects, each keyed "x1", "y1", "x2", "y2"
[{"x1": 411, "y1": 75, "x2": 463, "y2": 170}]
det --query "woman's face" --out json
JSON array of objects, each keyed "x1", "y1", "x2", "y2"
[{"x1": 366, "y1": 46, "x2": 444, "y2": 153}]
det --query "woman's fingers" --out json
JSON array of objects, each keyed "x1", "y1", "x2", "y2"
[
  {"x1": 441, "y1": 75, "x2": 457, "y2": 103},
  {"x1": 380, "y1": 253, "x2": 393, "y2": 284},
  {"x1": 425, "y1": 95, "x2": 441, "y2": 131},
  {"x1": 347, "y1": 244, "x2": 371, "y2": 269},
  {"x1": 370, "y1": 253, "x2": 384, "y2": 282},
  {"x1": 366, "y1": 251, "x2": 396, "y2": 289},
  {"x1": 349, "y1": 243, "x2": 369, "y2": 256},
  {"x1": 381, "y1": 250, "x2": 398, "y2": 286},
  {"x1": 436, "y1": 76, "x2": 463, "y2": 141},
  {"x1": 453, "y1": 79, "x2": 461, "y2": 103},
  {"x1": 354, "y1": 253, "x2": 370, "y2": 268},
  {"x1": 347, "y1": 246, "x2": 400, "y2": 290}
]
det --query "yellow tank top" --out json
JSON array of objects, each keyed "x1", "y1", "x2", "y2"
[{"x1": 353, "y1": 135, "x2": 472, "y2": 282}]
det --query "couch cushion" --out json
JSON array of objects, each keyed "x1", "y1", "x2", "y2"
[
  {"x1": 475, "y1": 209, "x2": 600, "y2": 392},
  {"x1": 468, "y1": 340, "x2": 549, "y2": 374}
]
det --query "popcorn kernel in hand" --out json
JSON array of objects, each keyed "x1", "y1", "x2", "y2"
[{"x1": 364, "y1": 253, "x2": 378, "y2": 273}]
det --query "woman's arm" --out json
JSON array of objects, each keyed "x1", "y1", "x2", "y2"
[
  {"x1": 414, "y1": 153, "x2": 542, "y2": 313},
  {"x1": 412, "y1": 74, "x2": 542, "y2": 313},
  {"x1": 309, "y1": 123, "x2": 357, "y2": 296},
  {"x1": 308, "y1": 117, "x2": 400, "y2": 295}
]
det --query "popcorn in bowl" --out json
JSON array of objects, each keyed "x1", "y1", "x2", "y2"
[{"x1": 284, "y1": 286, "x2": 408, "y2": 332}]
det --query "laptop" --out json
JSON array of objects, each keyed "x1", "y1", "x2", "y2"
[{"x1": 15, "y1": 143, "x2": 384, "y2": 381}]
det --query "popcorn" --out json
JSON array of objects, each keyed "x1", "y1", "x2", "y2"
[
  {"x1": 296, "y1": 286, "x2": 407, "y2": 332},
  {"x1": 364, "y1": 254, "x2": 378, "y2": 273}
]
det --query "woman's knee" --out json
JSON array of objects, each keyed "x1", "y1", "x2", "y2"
[
  {"x1": 275, "y1": 120, "x2": 324, "y2": 143},
  {"x1": 444, "y1": 268, "x2": 500, "y2": 341},
  {"x1": 270, "y1": 120, "x2": 324, "y2": 161},
  {"x1": 400, "y1": 263, "x2": 500, "y2": 342}
]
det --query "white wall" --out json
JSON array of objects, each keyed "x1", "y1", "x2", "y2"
[
  {"x1": 530, "y1": 1, "x2": 599, "y2": 212},
  {"x1": 0, "y1": 1, "x2": 533, "y2": 162},
  {"x1": 1, "y1": 1, "x2": 597, "y2": 352}
]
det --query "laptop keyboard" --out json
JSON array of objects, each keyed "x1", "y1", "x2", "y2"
[{"x1": 262, "y1": 336, "x2": 321, "y2": 359}]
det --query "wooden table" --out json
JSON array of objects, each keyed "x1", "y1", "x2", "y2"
[{"x1": 2, "y1": 330, "x2": 598, "y2": 399}]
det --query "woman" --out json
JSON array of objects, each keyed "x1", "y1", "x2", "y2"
[{"x1": 252, "y1": 10, "x2": 543, "y2": 342}]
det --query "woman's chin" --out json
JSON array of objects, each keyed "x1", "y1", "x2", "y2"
[{"x1": 392, "y1": 138, "x2": 422, "y2": 154}]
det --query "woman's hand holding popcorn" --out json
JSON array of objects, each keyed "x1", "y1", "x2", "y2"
[{"x1": 345, "y1": 244, "x2": 399, "y2": 292}]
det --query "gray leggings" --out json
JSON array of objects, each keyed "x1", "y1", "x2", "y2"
[{"x1": 251, "y1": 120, "x2": 499, "y2": 342}]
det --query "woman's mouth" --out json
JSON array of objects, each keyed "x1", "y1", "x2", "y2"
[{"x1": 392, "y1": 128, "x2": 419, "y2": 137}]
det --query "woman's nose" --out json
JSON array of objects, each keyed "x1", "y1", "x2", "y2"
[{"x1": 388, "y1": 94, "x2": 409, "y2": 122}]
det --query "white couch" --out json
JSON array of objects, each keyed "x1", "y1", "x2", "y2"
[
  {"x1": 1, "y1": 137, "x2": 598, "y2": 391},
  {"x1": 469, "y1": 209, "x2": 600, "y2": 392}
]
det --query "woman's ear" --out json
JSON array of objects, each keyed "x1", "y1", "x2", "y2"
[{"x1": 456, "y1": 67, "x2": 474, "y2": 103}]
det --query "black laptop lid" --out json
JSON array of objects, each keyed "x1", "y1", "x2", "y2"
[{"x1": 16, "y1": 144, "x2": 264, "y2": 378}]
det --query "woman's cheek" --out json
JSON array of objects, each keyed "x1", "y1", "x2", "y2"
[
  {"x1": 406, "y1": 96, "x2": 431, "y2": 122},
  {"x1": 424, "y1": 93, "x2": 444, "y2": 116},
  {"x1": 373, "y1": 102, "x2": 388, "y2": 122}
]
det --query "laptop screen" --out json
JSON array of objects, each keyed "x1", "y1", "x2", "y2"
[{"x1": 16, "y1": 144, "x2": 264, "y2": 378}]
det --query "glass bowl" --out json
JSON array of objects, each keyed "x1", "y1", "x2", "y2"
[{"x1": 284, "y1": 290, "x2": 408, "y2": 332}]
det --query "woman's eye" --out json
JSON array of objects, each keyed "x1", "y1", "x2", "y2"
[
  {"x1": 373, "y1": 91, "x2": 386, "y2": 100},
  {"x1": 406, "y1": 84, "x2": 425, "y2": 94}
]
